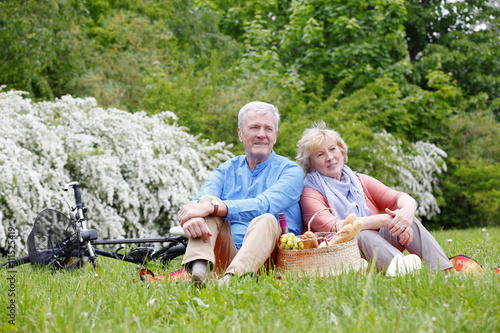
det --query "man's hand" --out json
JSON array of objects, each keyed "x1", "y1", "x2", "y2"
[
  {"x1": 177, "y1": 202, "x2": 213, "y2": 225},
  {"x1": 182, "y1": 217, "x2": 213, "y2": 242}
]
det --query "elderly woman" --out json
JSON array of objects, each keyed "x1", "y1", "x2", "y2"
[{"x1": 296, "y1": 121, "x2": 453, "y2": 275}]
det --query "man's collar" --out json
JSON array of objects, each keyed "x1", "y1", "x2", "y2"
[{"x1": 245, "y1": 150, "x2": 275, "y2": 171}]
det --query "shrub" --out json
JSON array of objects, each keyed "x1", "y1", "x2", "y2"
[{"x1": 0, "y1": 87, "x2": 233, "y2": 255}]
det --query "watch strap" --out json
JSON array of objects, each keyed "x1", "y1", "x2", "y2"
[{"x1": 211, "y1": 199, "x2": 219, "y2": 215}]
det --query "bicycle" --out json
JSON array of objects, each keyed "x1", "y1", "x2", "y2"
[{"x1": 1, "y1": 181, "x2": 188, "y2": 280}]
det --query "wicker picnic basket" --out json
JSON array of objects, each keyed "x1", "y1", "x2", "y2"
[{"x1": 276, "y1": 208, "x2": 367, "y2": 277}]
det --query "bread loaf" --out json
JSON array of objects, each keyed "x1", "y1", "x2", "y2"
[
  {"x1": 351, "y1": 218, "x2": 363, "y2": 237},
  {"x1": 343, "y1": 213, "x2": 356, "y2": 226},
  {"x1": 329, "y1": 219, "x2": 364, "y2": 245},
  {"x1": 301, "y1": 231, "x2": 318, "y2": 249},
  {"x1": 303, "y1": 231, "x2": 316, "y2": 239}
]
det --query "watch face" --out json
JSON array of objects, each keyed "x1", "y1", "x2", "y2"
[{"x1": 211, "y1": 199, "x2": 219, "y2": 206}]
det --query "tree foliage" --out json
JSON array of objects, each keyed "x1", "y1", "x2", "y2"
[
  {"x1": 0, "y1": 0, "x2": 89, "y2": 99},
  {"x1": 404, "y1": 0, "x2": 500, "y2": 101},
  {"x1": 1, "y1": 0, "x2": 499, "y2": 231}
]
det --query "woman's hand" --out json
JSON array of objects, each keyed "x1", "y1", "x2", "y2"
[
  {"x1": 386, "y1": 200, "x2": 415, "y2": 246},
  {"x1": 397, "y1": 226, "x2": 414, "y2": 246},
  {"x1": 182, "y1": 217, "x2": 213, "y2": 242},
  {"x1": 335, "y1": 213, "x2": 393, "y2": 232},
  {"x1": 386, "y1": 194, "x2": 417, "y2": 238},
  {"x1": 333, "y1": 218, "x2": 343, "y2": 232},
  {"x1": 386, "y1": 207, "x2": 414, "y2": 235}
]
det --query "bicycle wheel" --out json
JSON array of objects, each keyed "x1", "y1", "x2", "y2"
[{"x1": 27, "y1": 209, "x2": 84, "y2": 271}]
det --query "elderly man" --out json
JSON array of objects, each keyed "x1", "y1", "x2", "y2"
[{"x1": 177, "y1": 101, "x2": 304, "y2": 286}]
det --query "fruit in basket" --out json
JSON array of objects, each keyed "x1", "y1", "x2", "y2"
[
  {"x1": 328, "y1": 218, "x2": 364, "y2": 245},
  {"x1": 279, "y1": 233, "x2": 301, "y2": 250}
]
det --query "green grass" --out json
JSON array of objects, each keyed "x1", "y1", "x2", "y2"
[{"x1": 1, "y1": 227, "x2": 499, "y2": 332}]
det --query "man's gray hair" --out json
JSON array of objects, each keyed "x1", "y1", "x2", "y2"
[{"x1": 238, "y1": 101, "x2": 280, "y2": 131}]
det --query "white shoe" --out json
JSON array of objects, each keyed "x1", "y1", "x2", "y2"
[{"x1": 386, "y1": 254, "x2": 422, "y2": 277}]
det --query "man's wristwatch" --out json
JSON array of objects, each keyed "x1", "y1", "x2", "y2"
[{"x1": 210, "y1": 199, "x2": 220, "y2": 215}]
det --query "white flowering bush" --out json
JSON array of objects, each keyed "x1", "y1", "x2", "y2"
[
  {"x1": 369, "y1": 130, "x2": 447, "y2": 219},
  {"x1": 0, "y1": 87, "x2": 233, "y2": 255}
]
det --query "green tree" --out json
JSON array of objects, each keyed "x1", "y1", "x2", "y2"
[
  {"x1": 205, "y1": 0, "x2": 288, "y2": 41},
  {"x1": 430, "y1": 108, "x2": 500, "y2": 228},
  {"x1": 2, "y1": 0, "x2": 499, "y2": 229},
  {"x1": 405, "y1": 0, "x2": 500, "y2": 101},
  {"x1": 433, "y1": 160, "x2": 500, "y2": 229},
  {"x1": 0, "y1": 0, "x2": 89, "y2": 99},
  {"x1": 402, "y1": 69, "x2": 461, "y2": 143},
  {"x1": 207, "y1": 0, "x2": 411, "y2": 96},
  {"x1": 279, "y1": 0, "x2": 409, "y2": 95},
  {"x1": 77, "y1": 5, "x2": 179, "y2": 111}
]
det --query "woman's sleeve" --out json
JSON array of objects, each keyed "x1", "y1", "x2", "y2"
[
  {"x1": 359, "y1": 174, "x2": 405, "y2": 213},
  {"x1": 299, "y1": 187, "x2": 337, "y2": 233}
]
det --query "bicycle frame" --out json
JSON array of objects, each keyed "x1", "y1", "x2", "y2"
[
  {"x1": 90, "y1": 235, "x2": 188, "y2": 265},
  {"x1": 63, "y1": 181, "x2": 187, "y2": 269}
]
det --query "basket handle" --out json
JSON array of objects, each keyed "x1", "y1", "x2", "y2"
[{"x1": 306, "y1": 207, "x2": 339, "y2": 232}]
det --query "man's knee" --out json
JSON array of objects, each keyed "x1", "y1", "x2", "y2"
[
  {"x1": 260, "y1": 213, "x2": 277, "y2": 221},
  {"x1": 253, "y1": 213, "x2": 277, "y2": 225},
  {"x1": 249, "y1": 213, "x2": 279, "y2": 233}
]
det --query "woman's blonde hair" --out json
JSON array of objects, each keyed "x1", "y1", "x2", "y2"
[{"x1": 296, "y1": 121, "x2": 348, "y2": 174}]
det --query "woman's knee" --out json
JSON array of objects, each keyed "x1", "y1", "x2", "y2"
[{"x1": 356, "y1": 229, "x2": 379, "y2": 246}]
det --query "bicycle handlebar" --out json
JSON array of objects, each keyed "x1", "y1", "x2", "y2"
[{"x1": 63, "y1": 181, "x2": 82, "y2": 209}]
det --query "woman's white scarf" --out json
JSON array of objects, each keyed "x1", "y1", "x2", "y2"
[{"x1": 304, "y1": 165, "x2": 372, "y2": 220}]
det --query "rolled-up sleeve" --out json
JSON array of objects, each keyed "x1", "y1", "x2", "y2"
[{"x1": 358, "y1": 174, "x2": 405, "y2": 213}]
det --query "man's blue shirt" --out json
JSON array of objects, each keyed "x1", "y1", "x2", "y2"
[{"x1": 191, "y1": 151, "x2": 304, "y2": 249}]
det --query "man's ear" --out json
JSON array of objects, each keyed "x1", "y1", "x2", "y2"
[{"x1": 237, "y1": 127, "x2": 243, "y2": 142}]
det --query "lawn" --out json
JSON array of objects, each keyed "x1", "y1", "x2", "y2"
[{"x1": 1, "y1": 227, "x2": 499, "y2": 332}]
